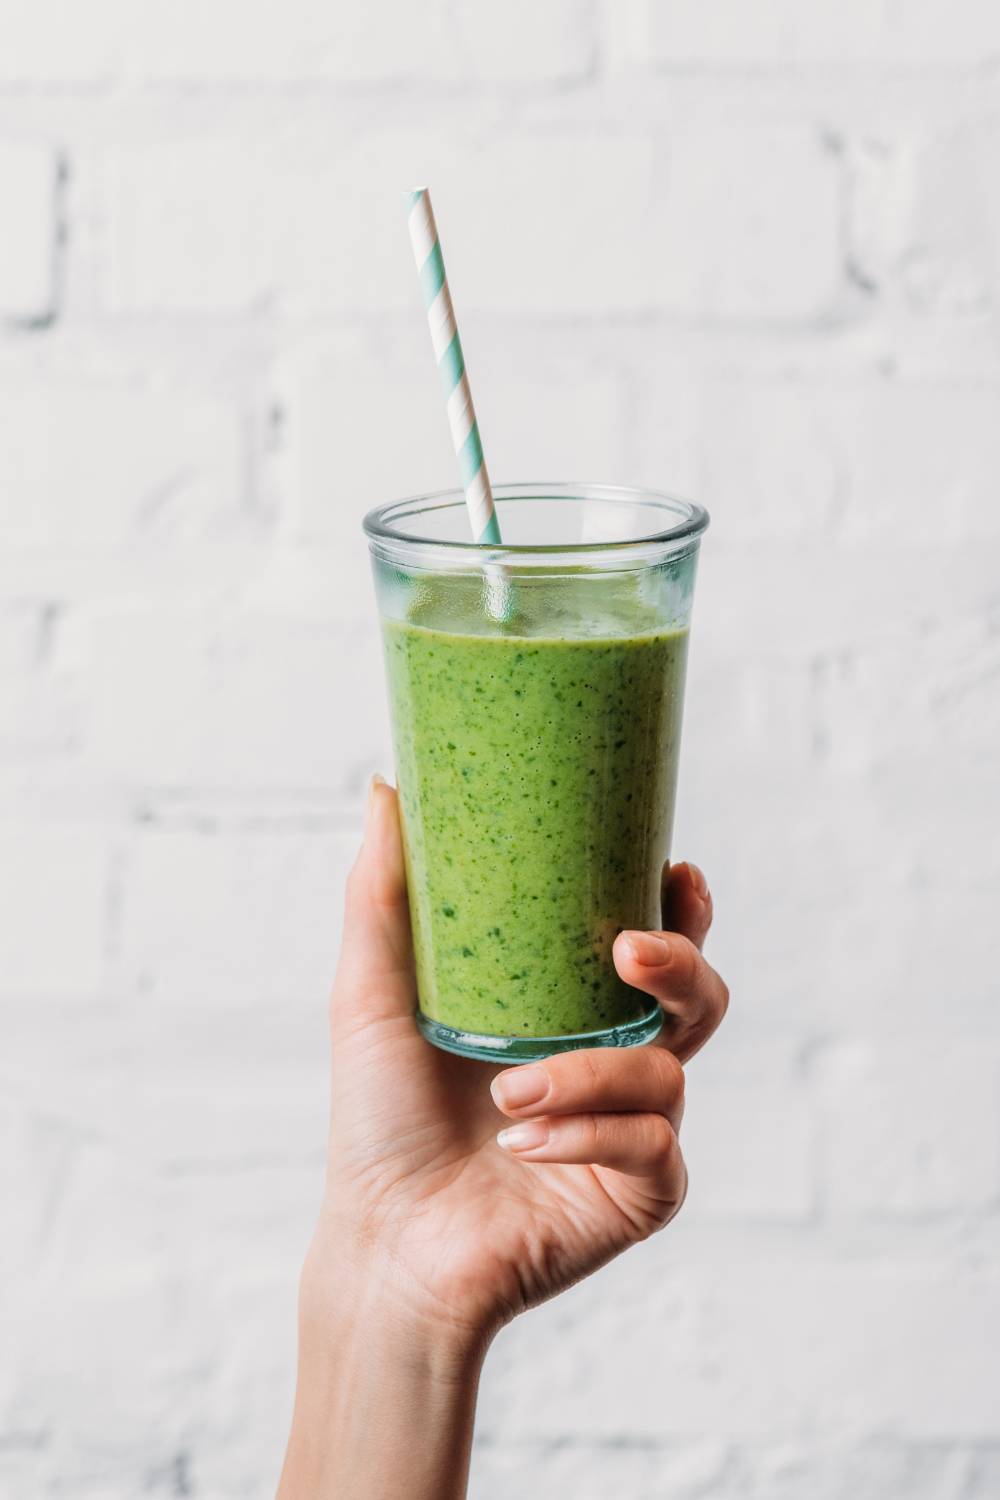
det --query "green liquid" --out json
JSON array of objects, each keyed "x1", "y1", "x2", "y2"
[{"x1": 383, "y1": 616, "x2": 689, "y2": 1039}]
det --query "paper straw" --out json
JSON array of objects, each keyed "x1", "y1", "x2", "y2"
[{"x1": 403, "y1": 187, "x2": 502, "y2": 546}]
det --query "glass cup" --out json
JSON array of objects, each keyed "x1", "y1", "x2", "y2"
[{"x1": 363, "y1": 483, "x2": 709, "y2": 1064}]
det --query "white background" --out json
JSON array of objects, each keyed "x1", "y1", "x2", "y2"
[{"x1": 2, "y1": 2, "x2": 1000, "y2": 1496}]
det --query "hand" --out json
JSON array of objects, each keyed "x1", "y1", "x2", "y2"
[{"x1": 278, "y1": 777, "x2": 728, "y2": 1500}]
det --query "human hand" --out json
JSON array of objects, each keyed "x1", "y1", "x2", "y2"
[
  {"x1": 278, "y1": 777, "x2": 728, "y2": 1499},
  {"x1": 316, "y1": 776, "x2": 726, "y2": 1333}
]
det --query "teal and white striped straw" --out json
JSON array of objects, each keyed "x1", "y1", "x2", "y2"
[{"x1": 403, "y1": 187, "x2": 502, "y2": 546}]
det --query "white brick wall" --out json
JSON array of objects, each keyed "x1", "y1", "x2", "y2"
[
  {"x1": 0, "y1": 142, "x2": 58, "y2": 324},
  {"x1": 1, "y1": 0, "x2": 999, "y2": 1495},
  {"x1": 0, "y1": 0, "x2": 596, "y2": 85},
  {"x1": 643, "y1": 0, "x2": 1000, "y2": 68}
]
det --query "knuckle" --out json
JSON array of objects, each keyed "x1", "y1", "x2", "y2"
[
  {"x1": 591, "y1": 1110, "x2": 676, "y2": 1169},
  {"x1": 578, "y1": 1049, "x2": 603, "y2": 1095},
  {"x1": 549, "y1": 1047, "x2": 601, "y2": 1105},
  {"x1": 667, "y1": 936, "x2": 703, "y2": 994},
  {"x1": 697, "y1": 969, "x2": 729, "y2": 1036},
  {"x1": 647, "y1": 1043, "x2": 685, "y2": 1104},
  {"x1": 586, "y1": 1111, "x2": 608, "y2": 1153},
  {"x1": 658, "y1": 1048, "x2": 686, "y2": 1105},
  {"x1": 644, "y1": 1112, "x2": 676, "y2": 1166}
]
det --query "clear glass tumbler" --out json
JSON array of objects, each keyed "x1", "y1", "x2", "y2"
[{"x1": 364, "y1": 483, "x2": 709, "y2": 1063}]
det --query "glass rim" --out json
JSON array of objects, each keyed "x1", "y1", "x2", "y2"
[{"x1": 362, "y1": 481, "x2": 710, "y2": 555}]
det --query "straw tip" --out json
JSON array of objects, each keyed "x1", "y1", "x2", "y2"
[{"x1": 403, "y1": 185, "x2": 427, "y2": 196}]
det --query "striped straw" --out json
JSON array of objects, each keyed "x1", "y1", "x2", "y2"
[{"x1": 403, "y1": 187, "x2": 501, "y2": 546}]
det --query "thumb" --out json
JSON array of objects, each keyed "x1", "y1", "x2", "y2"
[{"x1": 331, "y1": 775, "x2": 418, "y2": 1028}]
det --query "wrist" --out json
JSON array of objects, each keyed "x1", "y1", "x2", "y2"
[
  {"x1": 278, "y1": 1234, "x2": 489, "y2": 1500},
  {"x1": 301, "y1": 1199, "x2": 502, "y2": 1356},
  {"x1": 297, "y1": 1235, "x2": 491, "y2": 1377}
]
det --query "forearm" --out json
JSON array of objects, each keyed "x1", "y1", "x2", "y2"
[{"x1": 277, "y1": 1246, "x2": 488, "y2": 1500}]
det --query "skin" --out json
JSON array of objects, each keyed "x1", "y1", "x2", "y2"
[{"x1": 277, "y1": 777, "x2": 729, "y2": 1500}]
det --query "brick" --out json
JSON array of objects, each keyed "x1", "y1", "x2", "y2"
[
  {"x1": 469, "y1": 1440, "x2": 730, "y2": 1500},
  {"x1": 885, "y1": 1, "x2": 1000, "y2": 68},
  {"x1": 123, "y1": 0, "x2": 455, "y2": 83},
  {"x1": 0, "y1": 383, "x2": 241, "y2": 553},
  {"x1": 647, "y1": 0, "x2": 881, "y2": 67},
  {"x1": 0, "y1": 602, "x2": 51, "y2": 674},
  {"x1": 289, "y1": 334, "x2": 623, "y2": 559},
  {"x1": 0, "y1": 0, "x2": 120, "y2": 81},
  {"x1": 629, "y1": 373, "x2": 704, "y2": 498},
  {"x1": 287, "y1": 336, "x2": 458, "y2": 560},
  {"x1": 102, "y1": 137, "x2": 334, "y2": 317},
  {"x1": 0, "y1": 0, "x2": 593, "y2": 84},
  {"x1": 0, "y1": 829, "x2": 105, "y2": 997},
  {"x1": 452, "y1": 0, "x2": 596, "y2": 81},
  {"x1": 697, "y1": 380, "x2": 843, "y2": 541},
  {"x1": 100, "y1": 133, "x2": 420, "y2": 316},
  {"x1": 0, "y1": 1105, "x2": 71, "y2": 1285},
  {"x1": 471, "y1": 356, "x2": 621, "y2": 483},
  {"x1": 0, "y1": 0, "x2": 439, "y2": 83},
  {"x1": 0, "y1": 141, "x2": 57, "y2": 323},
  {"x1": 816, "y1": 1039, "x2": 1000, "y2": 1218},
  {"x1": 656, "y1": 126, "x2": 841, "y2": 318},
  {"x1": 421, "y1": 133, "x2": 656, "y2": 315},
  {"x1": 682, "y1": 1034, "x2": 817, "y2": 1222},
  {"x1": 469, "y1": 1440, "x2": 982, "y2": 1500},
  {"x1": 682, "y1": 559, "x2": 1000, "y2": 799},
  {"x1": 117, "y1": 822, "x2": 361, "y2": 1003},
  {"x1": 645, "y1": 0, "x2": 1000, "y2": 69},
  {"x1": 271, "y1": 331, "x2": 624, "y2": 646},
  {"x1": 0, "y1": 602, "x2": 83, "y2": 762},
  {"x1": 105, "y1": 124, "x2": 844, "y2": 321},
  {"x1": 693, "y1": 536, "x2": 1000, "y2": 667},
  {"x1": 103, "y1": 129, "x2": 658, "y2": 316},
  {"x1": 0, "y1": 670, "x2": 82, "y2": 764},
  {"x1": 966, "y1": 1449, "x2": 1000, "y2": 1499},
  {"x1": 0, "y1": 999, "x2": 328, "y2": 1173},
  {"x1": 481, "y1": 1240, "x2": 1000, "y2": 1439},
  {"x1": 847, "y1": 124, "x2": 1000, "y2": 316},
  {"x1": 87, "y1": 607, "x2": 392, "y2": 788},
  {"x1": 674, "y1": 766, "x2": 1000, "y2": 1036},
  {"x1": 0, "y1": 1135, "x2": 305, "y2": 1493},
  {"x1": 699, "y1": 379, "x2": 1000, "y2": 544},
  {"x1": 0, "y1": 1001, "x2": 326, "y2": 1490}
]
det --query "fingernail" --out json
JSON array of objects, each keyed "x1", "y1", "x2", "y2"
[
  {"x1": 622, "y1": 931, "x2": 672, "y2": 967},
  {"x1": 686, "y1": 862, "x2": 708, "y2": 899},
  {"x1": 497, "y1": 1121, "x2": 549, "y2": 1153},
  {"x1": 364, "y1": 773, "x2": 387, "y2": 833},
  {"x1": 491, "y1": 1066, "x2": 549, "y2": 1110}
]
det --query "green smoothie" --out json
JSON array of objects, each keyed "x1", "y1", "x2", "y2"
[{"x1": 383, "y1": 613, "x2": 688, "y2": 1038}]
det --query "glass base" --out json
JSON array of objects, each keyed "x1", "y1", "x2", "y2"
[{"x1": 416, "y1": 1005, "x2": 663, "y2": 1064}]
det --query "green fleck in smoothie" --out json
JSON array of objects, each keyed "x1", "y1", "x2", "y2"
[{"x1": 383, "y1": 617, "x2": 689, "y2": 1039}]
